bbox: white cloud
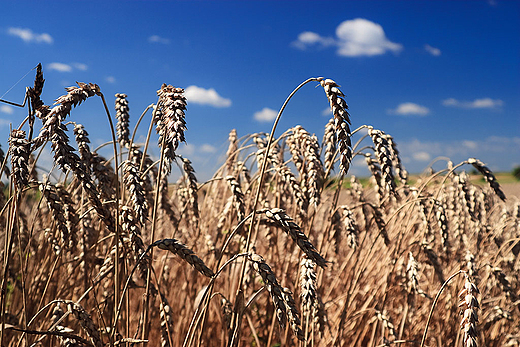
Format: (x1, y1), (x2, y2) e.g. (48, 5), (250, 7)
(185, 86), (231, 108)
(424, 44), (441, 56)
(336, 18), (403, 57)
(176, 143), (195, 157)
(462, 140), (478, 150)
(293, 18), (402, 57)
(412, 151), (431, 162)
(253, 107), (278, 122)
(7, 27), (53, 44)
(73, 63), (88, 71)
(176, 143), (217, 157)
(148, 35), (170, 44)
(200, 144), (217, 153)
(291, 31), (336, 50)
(388, 102), (430, 116)
(47, 62), (72, 72)
(47, 62), (89, 73)
(0, 105), (14, 115)
(442, 97), (503, 109)
(105, 76), (116, 84)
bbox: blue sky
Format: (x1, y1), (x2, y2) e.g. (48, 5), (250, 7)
(1, 0), (519, 180)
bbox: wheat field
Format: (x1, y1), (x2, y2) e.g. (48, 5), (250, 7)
(0, 64), (518, 347)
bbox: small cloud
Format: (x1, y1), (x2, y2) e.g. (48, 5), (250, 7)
(200, 144), (217, 153)
(321, 107), (332, 116)
(442, 97), (503, 109)
(148, 35), (170, 44)
(388, 102), (430, 116)
(72, 63), (88, 71)
(185, 86), (231, 108)
(336, 18), (403, 57)
(424, 44), (441, 56)
(413, 151), (431, 162)
(105, 76), (116, 84)
(47, 62), (73, 72)
(463, 140), (478, 150)
(177, 143), (196, 156)
(254, 107), (278, 122)
(293, 18), (402, 57)
(291, 31), (336, 50)
(47, 62), (89, 73)
(0, 105), (14, 115)
(7, 27), (53, 44)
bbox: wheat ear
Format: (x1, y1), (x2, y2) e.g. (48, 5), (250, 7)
(248, 253), (287, 329)
(467, 158), (506, 201)
(115, 93), (131, 147)
(320, 78), (352, 174)
(152, 239), (214, 277)
(458, 275), (480, 347)
(9, 129), (30, 189)
(265, 208), (327, 268)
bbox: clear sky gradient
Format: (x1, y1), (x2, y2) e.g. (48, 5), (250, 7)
(1, 0), (519, 180)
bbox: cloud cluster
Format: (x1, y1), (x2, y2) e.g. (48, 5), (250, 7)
(292, 18), (402, 57)
(185, 86), (231, 108)
(388, 102), (430, 116)
(442, 97), (503, 109)
(8, 27), (53, 44)
(47, 62), (88, 73)
(253, 107), (278, 122)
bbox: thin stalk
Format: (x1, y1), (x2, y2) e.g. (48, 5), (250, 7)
(98, 92), (121, 346)
(129, 104), (154, 157)
(142, 123), (167, 341)
(0, 185), (19, 346)
(419, 270), (464, 347)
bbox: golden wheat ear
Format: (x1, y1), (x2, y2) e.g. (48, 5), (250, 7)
(153, 238), (214, 278)
(467, 158), (506, 201)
